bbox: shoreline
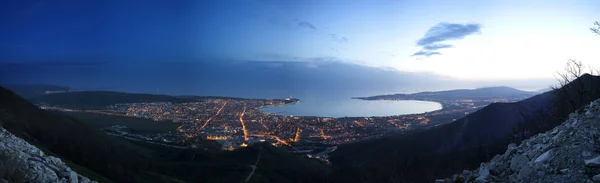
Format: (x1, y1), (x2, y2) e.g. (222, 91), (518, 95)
(259, 98), (443, 118)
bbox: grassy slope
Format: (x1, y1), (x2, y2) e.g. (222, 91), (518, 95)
(30, 91), (196, 110)
(1, 87), (331, 183)
(330, 75), (600, 183)
(59, 112), (178, 133)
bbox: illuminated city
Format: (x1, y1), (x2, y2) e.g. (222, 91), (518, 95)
(39, 94), (527, 157)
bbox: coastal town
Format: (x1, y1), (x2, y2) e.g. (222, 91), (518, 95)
(39, 92), (529, 156)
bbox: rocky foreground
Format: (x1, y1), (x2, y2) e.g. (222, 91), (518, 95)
(440, 99), (600, 183)
(0, 125), (96, 183)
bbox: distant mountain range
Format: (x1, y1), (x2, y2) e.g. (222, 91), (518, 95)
(0, 86), (331, 183)
(29, 91), (197, 110)
(1, 70), (596, 182)
(0, 61), (554, 98)
(355, 86), (538, 101)
(330, 74), (600, 183)
(2, 84), (74, 99)
(19, 85), (534, 111)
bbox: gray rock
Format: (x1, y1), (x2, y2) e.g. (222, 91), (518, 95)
(569, 113), (577, 119)
(537, 170), (545, 177)
(439, 99), (600, 183)
(79, 175), (92, 183)
(489, 161), (506, 176)
(585, 156), (600, 167)
(0, 127), (97, 183)
(69, 171), (78, 183)
(533, 144), (546, 151)
(560, 168), (569, 174)
(57, 168), (71, 178)
(505, 143), (517, 155)
(593, 174), (600, 182)
(476, 166), (490, 181)
(552, 133), (562, 141)
(534, 150), (552, 164)
(532, 137), (542, 145)
(510, 155), (529, 171)
(518, 164), (534, 180)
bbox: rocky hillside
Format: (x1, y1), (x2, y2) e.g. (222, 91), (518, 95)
(0, 126), (96, 183)
(441, 98), (600, 183)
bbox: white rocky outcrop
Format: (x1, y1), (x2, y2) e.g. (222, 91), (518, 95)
(0, 127), (97, 183)
(439, 98), (600, 183)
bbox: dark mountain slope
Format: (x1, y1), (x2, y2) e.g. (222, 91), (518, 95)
(330, 74), (600, 183)
(1, 84), (73, 99)
(30, 91), (196, 109)
(0, 87), (330, 183)
(357, 86), (537, 101)
(0, 87), (158, 182)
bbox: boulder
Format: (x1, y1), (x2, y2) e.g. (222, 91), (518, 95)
(0, 127), (96, 183)
(594, 174), (600, 182)
(517, 164), (533, 180)
(476, 165), (490, 181)
(69, 171), (78, 183)
(585, 156), (600, 167)
(443, 99), (600, 183)
(534, 150), (553, 164)
(583, 151), (592, 157)
(505, 143), (517, 156)
(510, 155), (529, 171)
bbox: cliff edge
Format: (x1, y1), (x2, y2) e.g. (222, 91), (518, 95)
(0, 125), (96, 183)
(440, 98), (600, 183)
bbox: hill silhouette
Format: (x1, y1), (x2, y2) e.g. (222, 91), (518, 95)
(330, 74), (600, 183)
(30, 91), (197, 109)
(0, 86), (156, 182)
(1, 84), (73, 99)
(356, 86), (537, 101)
(1, 75), (598, 183)
(0, 87), (330, 183)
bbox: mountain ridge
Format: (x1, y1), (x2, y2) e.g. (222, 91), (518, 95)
(441, 98), (600, 182)
(0, 61), (553, 98)
(330, 74), (600, 183)
(0, 126), (97, 183)
(29, 91), (197, 110)
(0, 86), (331, 183)
(354, 86), (537, 101)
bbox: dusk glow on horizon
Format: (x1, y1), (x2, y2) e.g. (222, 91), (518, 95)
(1, 0), (599, 80)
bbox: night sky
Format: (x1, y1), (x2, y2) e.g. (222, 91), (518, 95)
(1, 0), (599, 80)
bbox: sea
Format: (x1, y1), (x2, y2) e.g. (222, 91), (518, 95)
(258, 91), (442, 118)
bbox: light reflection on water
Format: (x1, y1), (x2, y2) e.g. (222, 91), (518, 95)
(260, 96), (442, 118)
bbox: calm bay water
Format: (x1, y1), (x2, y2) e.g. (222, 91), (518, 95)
(3, 62), (443, 117)
(260, 94), (442, 118)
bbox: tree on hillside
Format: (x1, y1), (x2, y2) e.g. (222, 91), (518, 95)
(592, 21), (600, 35)
(550, 22), (600, 114)
(551, 59), (587, 112)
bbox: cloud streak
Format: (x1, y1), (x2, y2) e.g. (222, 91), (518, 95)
(411, 51), (441, 57)
(417, 23), (481, 46)
(293, 20), (349, 44)
(261, 15), (348, 45)
(298, 21), (317, 30)
(328, 34), (348, 44)
(422, 44), (453, 51)
(412, 22), (480, 57)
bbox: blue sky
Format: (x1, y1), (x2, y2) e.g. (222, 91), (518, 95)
(1, 0), (599, 80)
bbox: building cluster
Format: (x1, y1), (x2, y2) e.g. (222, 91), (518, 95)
(103, 97), (438, 151)
(42, 95), (525, 158)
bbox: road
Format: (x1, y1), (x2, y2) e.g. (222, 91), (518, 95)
(197, 102), (228, 131)
(243, 150), (262, 182)
(240, 103), (249, 141)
